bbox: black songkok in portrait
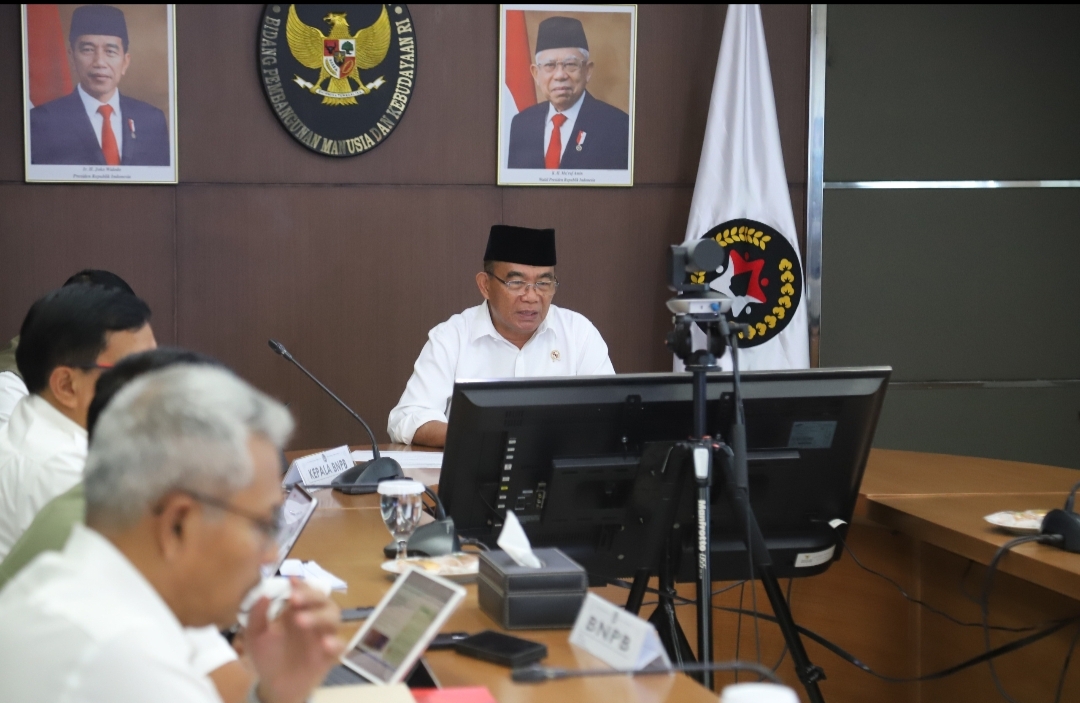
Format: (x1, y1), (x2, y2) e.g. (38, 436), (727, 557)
(69, 5), (129, 51)
(535, 16), (589, 53)
(484, 225), (557, 267)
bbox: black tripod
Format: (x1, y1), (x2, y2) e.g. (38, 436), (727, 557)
(627, 301), (827, 701)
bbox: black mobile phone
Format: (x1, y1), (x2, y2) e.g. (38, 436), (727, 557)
(454, 630), (547, 668)
(340, 607), (374, 622)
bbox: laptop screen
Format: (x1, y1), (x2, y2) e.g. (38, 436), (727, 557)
(263, 484), (317, 578)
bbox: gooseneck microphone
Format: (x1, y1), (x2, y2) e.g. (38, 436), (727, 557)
(512, 660), (783, 684)
(268, 339), (403, 494)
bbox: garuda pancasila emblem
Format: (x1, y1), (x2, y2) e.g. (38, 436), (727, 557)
(286, 4), (391, 106)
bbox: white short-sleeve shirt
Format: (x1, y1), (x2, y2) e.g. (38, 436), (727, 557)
(0, 394), (87, 559)
(0, 371), (28, 430)
(387, 302), (615, 444)
(0, 524), (232, 702)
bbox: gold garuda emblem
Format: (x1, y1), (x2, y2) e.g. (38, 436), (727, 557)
(286, 4), (391, 106)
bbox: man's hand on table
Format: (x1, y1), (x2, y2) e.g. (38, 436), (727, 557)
(412, 420), (448, 448)
(245, 578), (344, 703)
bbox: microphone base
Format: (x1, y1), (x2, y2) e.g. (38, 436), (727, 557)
(331, 457), (404, 494)
(383, 518), (462, 559)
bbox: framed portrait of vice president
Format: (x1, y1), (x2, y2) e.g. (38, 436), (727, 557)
(498, 4), (637, 187)
(21, 4), (178, 184)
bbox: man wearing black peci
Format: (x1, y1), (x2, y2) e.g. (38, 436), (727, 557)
(508, 16), (630, 170)
(29, 5), (170, 166)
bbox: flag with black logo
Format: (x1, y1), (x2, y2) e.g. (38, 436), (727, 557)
(682, 4), (809, 370)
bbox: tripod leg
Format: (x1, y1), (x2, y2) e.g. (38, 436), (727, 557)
(719, 449), (827, 702)
(647, 544), (697, 673)
(759, 566), (827, 703)
(647, 595), (696, 670)
(625, 567), (650, 615)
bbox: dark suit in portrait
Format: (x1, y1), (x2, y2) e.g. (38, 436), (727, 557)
(508, 91), (630, 170)
(29, 91), (170, 166)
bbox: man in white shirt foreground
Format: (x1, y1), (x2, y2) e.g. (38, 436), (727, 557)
(0, 349), (253, 702)
(0, 268), (136, 429)
(388, 224), (614, 447)
(0, 284), (156, 559)
(0, 364), (343, 703)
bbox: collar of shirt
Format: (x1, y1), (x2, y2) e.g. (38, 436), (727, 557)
(544, 91), (586, 158)
(24, 393), (87, 447)
(469, 301), (556, 348)
(77, 84), (123, 155)
(70, 524), (189, 637)
(546, 91), (585, 124)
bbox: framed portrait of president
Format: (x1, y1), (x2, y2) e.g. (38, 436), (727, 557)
(21, 4), (178, 184)
(498, 4), (637, 187)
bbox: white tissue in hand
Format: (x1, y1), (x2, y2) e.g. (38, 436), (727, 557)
(497, 511), (542, 568)
(237, 576), (291, 627)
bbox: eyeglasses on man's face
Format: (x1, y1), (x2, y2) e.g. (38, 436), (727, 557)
(538, 60), (584, 75)
(182, 489), (284, 545)
(487, 272), (559, 296)
(74, 362), (115, 372)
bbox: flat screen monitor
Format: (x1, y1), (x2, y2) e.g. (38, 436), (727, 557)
(439, 367), (890, 583)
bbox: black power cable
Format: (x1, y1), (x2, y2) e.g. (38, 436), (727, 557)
(1054, 622), (1080, 703)
(734, 582), (744, 682)
(839, 532), (1050, 633)
(981, 533), (1063, 702)
(605, 534), (1079, 693)
(712, 603), (1078, 683)
(770, 579), (794, 674)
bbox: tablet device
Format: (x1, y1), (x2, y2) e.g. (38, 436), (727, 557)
(263, 484), (318, 578)
(339, 567), (466, 685)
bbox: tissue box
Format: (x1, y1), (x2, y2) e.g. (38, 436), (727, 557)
(477, 548), (588, 630)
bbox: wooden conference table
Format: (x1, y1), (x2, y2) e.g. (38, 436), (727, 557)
(288, 447), (1080, 703)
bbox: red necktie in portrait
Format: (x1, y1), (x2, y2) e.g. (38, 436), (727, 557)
(545, 113), (567, 170)
(97, 105), (120, 166)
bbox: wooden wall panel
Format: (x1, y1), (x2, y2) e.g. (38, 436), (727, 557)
(0, 184), (176, 346)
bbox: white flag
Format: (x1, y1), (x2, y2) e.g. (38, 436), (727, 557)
(682, 4), (809, 371)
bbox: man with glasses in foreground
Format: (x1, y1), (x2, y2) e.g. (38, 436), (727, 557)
(388, 224), (614, 447)
(0, 284), (156, 559)
(0, 365), (343, 702)
(507, 16), (630, 170)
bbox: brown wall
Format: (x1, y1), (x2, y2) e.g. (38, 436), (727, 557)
(0, 4), (810, 449)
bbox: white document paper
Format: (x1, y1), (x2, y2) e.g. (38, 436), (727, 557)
(350, 450), (443, 469)
(283, 445), (353, 487)
(569, 592), (671, 671)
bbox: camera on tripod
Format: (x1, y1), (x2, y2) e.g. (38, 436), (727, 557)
(666, 239), (732, 366)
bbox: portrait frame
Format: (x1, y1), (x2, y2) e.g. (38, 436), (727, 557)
(498, 4), (637, 187)
(21, 4), (178, 184)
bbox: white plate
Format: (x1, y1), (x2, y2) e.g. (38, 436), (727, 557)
(984, 510), (1049, 535)
(380, 553), (479, 583)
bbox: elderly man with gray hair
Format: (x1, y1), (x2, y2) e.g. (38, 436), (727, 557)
(0, 365), (344, 703)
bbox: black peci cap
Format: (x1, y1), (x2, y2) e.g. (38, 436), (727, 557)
(69, 5), (129, 51)
(535, 16), (589, 54)
(484, 225), (557, 267)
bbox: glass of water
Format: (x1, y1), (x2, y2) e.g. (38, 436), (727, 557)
(378, 480), (425, 562)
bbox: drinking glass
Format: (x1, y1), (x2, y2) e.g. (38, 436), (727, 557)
(378, 480), (425, 562)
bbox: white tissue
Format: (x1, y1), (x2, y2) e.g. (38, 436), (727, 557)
(237, 576), (291, 627)
(497, 511), (542, 568)
(279, 559), (345, 592)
